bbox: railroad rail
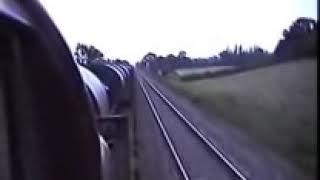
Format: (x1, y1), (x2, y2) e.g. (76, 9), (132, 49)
(138, 72), (247, 180)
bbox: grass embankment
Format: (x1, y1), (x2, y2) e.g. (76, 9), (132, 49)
(164, 59), (317, 178)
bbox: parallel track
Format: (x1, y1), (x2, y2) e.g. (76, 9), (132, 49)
(138, 73), (247, 180)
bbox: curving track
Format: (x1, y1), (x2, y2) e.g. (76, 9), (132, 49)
(137, 72), (247, 180)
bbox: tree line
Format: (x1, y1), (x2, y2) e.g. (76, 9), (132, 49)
(274, 17), (317, 58)
(137, 17), (317, 75)
(74, 43), (130, 66)
(73, 17), (317, 74)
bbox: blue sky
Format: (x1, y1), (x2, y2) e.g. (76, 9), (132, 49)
(39, 0), (317, 63)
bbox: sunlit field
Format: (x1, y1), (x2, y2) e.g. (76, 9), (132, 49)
(165, 59), (317, 178)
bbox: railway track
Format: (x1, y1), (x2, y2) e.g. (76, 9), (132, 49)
(138, 73), (247, 180)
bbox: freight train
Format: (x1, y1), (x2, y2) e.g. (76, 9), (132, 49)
(0, 1), (133, 180)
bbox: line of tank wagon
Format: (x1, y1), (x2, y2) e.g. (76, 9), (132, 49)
(1, 1), (135, 180)
(77, 61), (134, 179)
(78, 61), (134, 117)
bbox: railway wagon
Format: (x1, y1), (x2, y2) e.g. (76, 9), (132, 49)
(86, 62), (131, 110)
(77, 64), (110, 119)
(0, 1), (112, 180)
(111, 63), (133, 105)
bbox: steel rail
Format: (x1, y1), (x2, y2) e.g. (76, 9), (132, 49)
(142, 75), (247, 180)
(138, 78), (190, 180)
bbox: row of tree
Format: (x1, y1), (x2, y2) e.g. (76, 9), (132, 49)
(274, 17), (317, 58)
(73, 16), (317, 75)
(74, 43), (104, 65)
(137, 17), (317, 75)
(137, 44), (272, 75)
(74, 43), (130, 65)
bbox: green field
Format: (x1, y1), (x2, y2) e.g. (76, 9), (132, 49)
(164, 59), (317, 178)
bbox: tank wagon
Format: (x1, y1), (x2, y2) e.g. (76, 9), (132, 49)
(77, 65), (110, 119)
(86, 61), (134, 111)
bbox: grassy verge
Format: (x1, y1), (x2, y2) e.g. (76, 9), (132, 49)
(164, 59), (317, 179)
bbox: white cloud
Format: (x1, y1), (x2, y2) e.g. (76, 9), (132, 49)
(39, 0), (317, 63)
